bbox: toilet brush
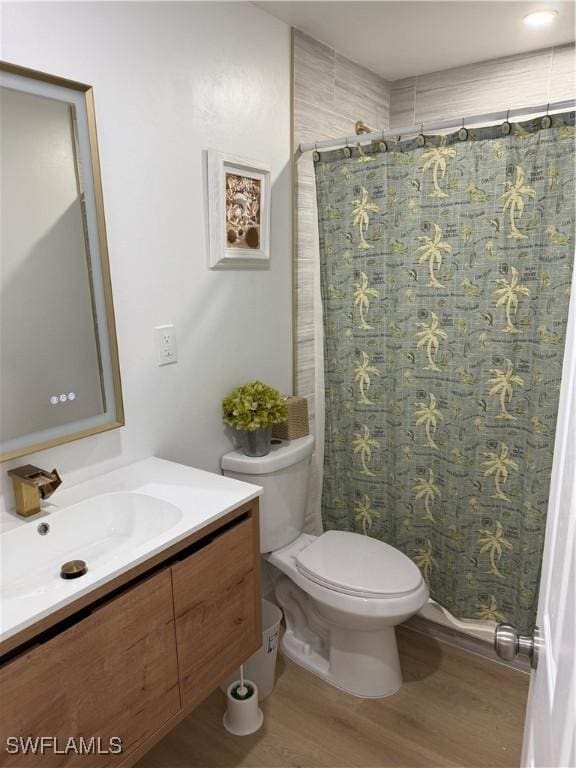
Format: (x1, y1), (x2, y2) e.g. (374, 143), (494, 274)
(223, 664), (263, 736)
(237, 665), (248, 698)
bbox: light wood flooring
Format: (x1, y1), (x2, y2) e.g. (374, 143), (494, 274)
(137, 626), (529, 768)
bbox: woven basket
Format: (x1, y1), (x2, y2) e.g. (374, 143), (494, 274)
(272, 396), (309, 441)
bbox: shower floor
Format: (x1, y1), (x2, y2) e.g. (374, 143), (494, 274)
(136, 625), (529, 768)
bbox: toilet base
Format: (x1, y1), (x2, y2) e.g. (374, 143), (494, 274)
(275, 576), (403, 698)
(280, 627), (402, 699)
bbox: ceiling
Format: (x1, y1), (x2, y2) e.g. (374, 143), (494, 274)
(255, 1), (575, 80)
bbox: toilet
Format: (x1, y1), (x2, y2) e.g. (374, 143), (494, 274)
(221, 434), (429, 698)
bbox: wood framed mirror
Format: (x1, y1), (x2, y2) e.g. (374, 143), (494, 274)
(0, 62), (124, 461)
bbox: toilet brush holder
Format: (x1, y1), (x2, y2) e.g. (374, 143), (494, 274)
(223, 679), (263, 736)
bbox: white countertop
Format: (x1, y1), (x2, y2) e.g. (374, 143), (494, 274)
(0, 457), (262, 644)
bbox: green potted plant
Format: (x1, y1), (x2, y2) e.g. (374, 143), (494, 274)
(223, 381), (288, 457)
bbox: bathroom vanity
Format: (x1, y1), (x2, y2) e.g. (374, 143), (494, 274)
(0, 458), (263, 767)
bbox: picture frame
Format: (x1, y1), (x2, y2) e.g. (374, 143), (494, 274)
(206, 150), (271, 269)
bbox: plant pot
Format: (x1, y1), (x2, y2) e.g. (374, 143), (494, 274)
(241, 427), (272, 457)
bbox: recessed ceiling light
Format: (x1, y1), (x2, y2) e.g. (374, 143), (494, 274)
(523, 9), (558, 27)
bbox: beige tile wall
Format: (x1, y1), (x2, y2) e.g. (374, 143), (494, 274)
(292, 30), (391, 531)
(390, 44), (575, 128)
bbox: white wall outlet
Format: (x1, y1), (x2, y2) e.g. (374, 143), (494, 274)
(154, 324), (177, 366)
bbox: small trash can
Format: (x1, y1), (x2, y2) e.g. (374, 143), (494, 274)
(221, 599), (283, 700)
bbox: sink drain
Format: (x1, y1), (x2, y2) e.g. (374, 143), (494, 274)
(60, 560), (88, 580)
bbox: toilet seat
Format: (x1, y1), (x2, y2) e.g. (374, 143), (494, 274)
(268, 531), (429, 628)
(296, 530), (423, 599)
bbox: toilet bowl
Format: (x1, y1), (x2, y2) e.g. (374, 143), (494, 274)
(221, 435), (429, 698)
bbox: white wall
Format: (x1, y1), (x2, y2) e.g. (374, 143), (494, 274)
(0, 2), (292, 512)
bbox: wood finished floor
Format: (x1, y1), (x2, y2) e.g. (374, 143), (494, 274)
(137, 626), (529, 768)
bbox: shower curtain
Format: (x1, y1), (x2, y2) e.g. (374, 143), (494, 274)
(314, 111), (575, 633)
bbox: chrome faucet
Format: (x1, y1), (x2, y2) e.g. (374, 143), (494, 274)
(8, 464), (62, 517)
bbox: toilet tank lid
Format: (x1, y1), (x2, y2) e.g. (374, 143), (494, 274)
(221, 434), (314, 474)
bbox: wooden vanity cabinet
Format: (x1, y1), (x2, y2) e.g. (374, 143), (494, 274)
(173, 516), (261, 710)
(0, 504), (261, 768)
(0, 570), (180, 767)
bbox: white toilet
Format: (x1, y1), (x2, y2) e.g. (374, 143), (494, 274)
(221, 434), (428, 698)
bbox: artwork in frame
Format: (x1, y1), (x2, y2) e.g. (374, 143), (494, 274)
(207, 150), (271, 269)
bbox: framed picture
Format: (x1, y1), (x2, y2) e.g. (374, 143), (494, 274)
(207, 150), (271, 269)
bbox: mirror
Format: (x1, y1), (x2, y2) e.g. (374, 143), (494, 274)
(0, 63), (123, 461)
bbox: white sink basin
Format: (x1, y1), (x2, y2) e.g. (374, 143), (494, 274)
(1, 492), (183, 600)
(0, 457), (262, 644)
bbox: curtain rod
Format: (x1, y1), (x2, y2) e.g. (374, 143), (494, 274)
(296, 98), (576, 158)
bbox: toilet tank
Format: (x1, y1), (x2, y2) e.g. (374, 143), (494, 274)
(221, 435), (314, 554)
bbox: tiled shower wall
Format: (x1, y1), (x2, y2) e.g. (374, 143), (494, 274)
(390, 44), (575, 128)
(292, 30), (391, 531)
(293, 33), (574, 533)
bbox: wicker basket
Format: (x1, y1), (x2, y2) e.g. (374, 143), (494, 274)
(272, 396), (309, 441)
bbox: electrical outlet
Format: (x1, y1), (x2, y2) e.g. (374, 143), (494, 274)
(154, 324), (177, 366)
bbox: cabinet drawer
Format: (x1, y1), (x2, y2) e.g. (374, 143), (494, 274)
(0, 570), (180, 767)
(172, 516), (261, 710)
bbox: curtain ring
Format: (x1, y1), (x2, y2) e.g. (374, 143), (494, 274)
(541, 103), (552, 129)
(312, 142), (320, 162)
(374, 130), (388, 153)
(501, 109), (512, 135)
(416, 123), (426, 147)
(343, 136), (352, 158)
(458, 116), (469, 141)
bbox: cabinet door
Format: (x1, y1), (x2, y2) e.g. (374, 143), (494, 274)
(0, 570), (180, 767)
(172, 516), (261, 710)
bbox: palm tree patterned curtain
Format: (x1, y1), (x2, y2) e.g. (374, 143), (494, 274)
(314, 112), (575, 633)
